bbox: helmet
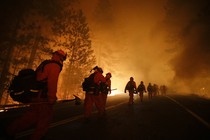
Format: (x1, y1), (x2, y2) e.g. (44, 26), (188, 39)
(106, 72), (112, 77)
(53, 50), (67, 61)
(98, 67), (103, 73)
(93, 66), (99, 70)
(130, 77), (134, 81)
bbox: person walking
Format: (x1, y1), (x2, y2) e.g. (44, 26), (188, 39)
(6, 50), (67, 140)
(137, 81), (146, 102)
(160, 85), (167, 95)
(83, 66), (106, 122)
(147, 83), (153, 99)
(153, 84), (159, 96)
(124, 77), (137, 105)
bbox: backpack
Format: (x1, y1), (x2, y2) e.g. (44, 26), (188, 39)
(82, 73), (99, 95)
(147, 85), (153, 93)
(125, 81), (137, 93)
(126, 81), (135, 90)
(8, 60), (62, 103)
(137, 84), (145, 92)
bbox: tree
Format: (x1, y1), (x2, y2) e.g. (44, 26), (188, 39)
(0, 0), (96, 103)
(0, 0), (67, 103)
(0, 0), (34, 103)
(52, 8), (95, 99)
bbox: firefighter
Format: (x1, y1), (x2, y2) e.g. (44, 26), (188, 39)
(101, 72), (112, 113)
(153, 84), (159, 96)
(6, 50), (67, 140)
(84, 66), (106, 122)
(124, 77), (137, 105)
(160, 85), (167, 95)
(147, 83), (153, 99)
(137, 81), (146, 102)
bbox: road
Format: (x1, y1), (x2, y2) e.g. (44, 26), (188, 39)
(1, 93), (210, 140)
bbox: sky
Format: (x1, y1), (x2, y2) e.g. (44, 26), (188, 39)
(79, 0), (210, 96)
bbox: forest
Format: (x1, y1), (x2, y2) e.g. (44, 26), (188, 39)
(0, 0), (97, 104)
(1, 0), (210, 104)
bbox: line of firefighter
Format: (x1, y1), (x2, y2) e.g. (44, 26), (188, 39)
(124, 77), (167, 104)
(83, 66), (112, 122)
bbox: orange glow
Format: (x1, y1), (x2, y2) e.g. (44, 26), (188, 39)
(108, 89), (123, 96)
(79, 0), (210, 98)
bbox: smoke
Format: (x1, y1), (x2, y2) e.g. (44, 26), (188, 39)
(80, 0), (210, 97)
(162, 0), (210, 95)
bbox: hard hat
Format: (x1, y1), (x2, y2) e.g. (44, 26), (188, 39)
(106, 72), (112, 77)
(53, 50), (67, 61)
(98, 67), (103, 73)
(93, 66), (99, 70)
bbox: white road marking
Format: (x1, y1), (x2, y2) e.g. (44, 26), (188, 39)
(16, 100), (128, 138)
(18, 95), (210, 138)
(165, 95), (210, 129)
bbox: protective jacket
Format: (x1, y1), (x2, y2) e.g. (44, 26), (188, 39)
(36, 59), (62, 103)
(7, 53), (64, 140)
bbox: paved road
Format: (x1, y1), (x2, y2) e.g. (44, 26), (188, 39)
(1, 93), (210, 140)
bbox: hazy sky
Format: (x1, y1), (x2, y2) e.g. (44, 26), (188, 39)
(79, 0), (210, 95)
